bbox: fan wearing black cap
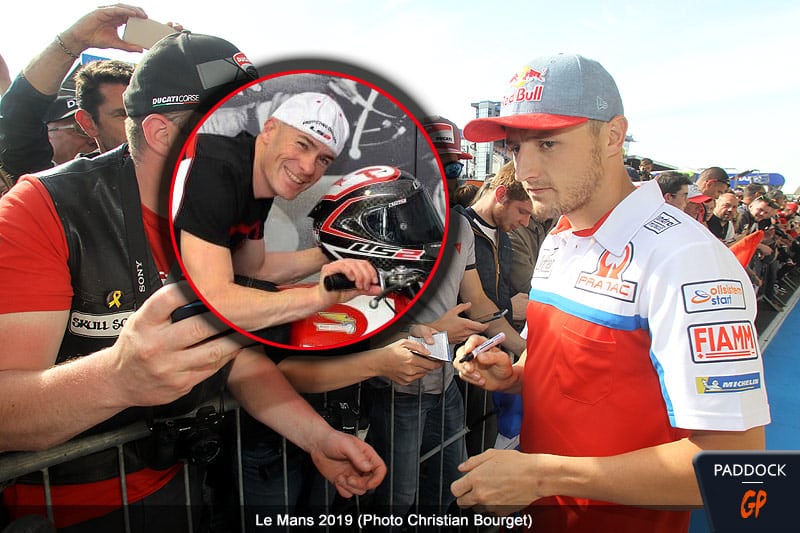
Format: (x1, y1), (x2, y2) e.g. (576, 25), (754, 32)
(44, 94), (97, 165)
(451, 54), (768, 533)
(0, 4), (144, 182)
(0, 23), (384, 533)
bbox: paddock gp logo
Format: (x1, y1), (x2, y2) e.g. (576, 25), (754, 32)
(683, 280), (746, 313)
(532, 247), (557, 279)
(694, 452), (799, 531)
(574, 243), (638, 302)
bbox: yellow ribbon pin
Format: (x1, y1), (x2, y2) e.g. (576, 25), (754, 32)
(107, 290), (122, 308)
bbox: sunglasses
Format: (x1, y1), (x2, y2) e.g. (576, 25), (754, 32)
(755, 195), (780, 209)
(47, 123), (90, 138)
(443, 161), (463, 180)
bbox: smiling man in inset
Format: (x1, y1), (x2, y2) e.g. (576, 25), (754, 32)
(174, 92), (381, 338)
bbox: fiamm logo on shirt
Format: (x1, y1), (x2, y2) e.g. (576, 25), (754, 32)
(689, 321), (759, 363)
(683, 280), (746, 313)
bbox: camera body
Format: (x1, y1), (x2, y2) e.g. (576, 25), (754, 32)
(318, 399), (359, 435)
(150, 405), (224, 466)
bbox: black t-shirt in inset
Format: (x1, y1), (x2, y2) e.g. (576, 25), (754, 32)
(174, 131), (273, 251)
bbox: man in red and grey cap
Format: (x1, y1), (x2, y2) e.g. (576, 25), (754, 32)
(684, 182), (713, 223)
(451, 53), (769, 533)
(0, 16), (384, 531)
(422, 115), (473, 203)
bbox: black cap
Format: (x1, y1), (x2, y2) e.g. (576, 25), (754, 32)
(123, 31), (258, 118)
(44, 94), (78, 123)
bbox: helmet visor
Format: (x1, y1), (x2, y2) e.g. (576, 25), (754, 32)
(361, 188), (443, 246)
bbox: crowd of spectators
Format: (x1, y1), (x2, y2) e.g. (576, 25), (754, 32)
(0, 7), (791, 533)
(653, 168), (798, 312)
(0, 7), (528, 530)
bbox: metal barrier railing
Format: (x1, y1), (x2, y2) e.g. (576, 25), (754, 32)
(0, 405), (212, 533)
(4, 274), (795, 532)
(0, 378), (474, 533)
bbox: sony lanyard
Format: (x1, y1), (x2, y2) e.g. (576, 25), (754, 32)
(119, 155), (160, 309)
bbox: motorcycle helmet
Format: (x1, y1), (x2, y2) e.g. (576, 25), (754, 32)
(309, 165), (444, 273)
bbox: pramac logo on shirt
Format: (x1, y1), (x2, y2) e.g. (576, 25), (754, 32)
(575, 243), (638, 302)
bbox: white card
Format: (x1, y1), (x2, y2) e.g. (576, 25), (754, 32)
(408, 331), (450, 362)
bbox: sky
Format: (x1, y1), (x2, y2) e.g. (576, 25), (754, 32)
(2, 0), (799, 191)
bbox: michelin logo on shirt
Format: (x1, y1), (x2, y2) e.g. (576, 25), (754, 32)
(683, 280), (746, 313)
(695, 372), (762, 394)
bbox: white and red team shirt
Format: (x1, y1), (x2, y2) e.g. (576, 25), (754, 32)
(520, 180), (770, 533)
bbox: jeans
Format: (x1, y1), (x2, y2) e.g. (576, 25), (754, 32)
(367, 379), (466, 516)
(239, 439), (334, 533)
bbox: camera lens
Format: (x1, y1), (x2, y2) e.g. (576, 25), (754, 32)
(188, 433), (222, 464)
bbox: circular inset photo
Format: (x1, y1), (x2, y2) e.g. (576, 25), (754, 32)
(170, 68), (447, 349)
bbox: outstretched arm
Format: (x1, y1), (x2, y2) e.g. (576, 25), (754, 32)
(459, 269), (527, 355)
(228, 349), (386, 497)
(279, 337), (443, 392)
(0, 5), (148, 179)
(452, 426), (765, 515)
(180, 230), (380, 331)
(0, 283), (243, 452)
(24, 4), (147, 95)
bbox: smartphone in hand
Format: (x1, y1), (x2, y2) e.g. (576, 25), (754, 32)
(474, 309), (508, 324)
(123, 17), (176, 49)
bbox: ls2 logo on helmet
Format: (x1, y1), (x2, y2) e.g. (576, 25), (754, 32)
(347, 242), (424, 260)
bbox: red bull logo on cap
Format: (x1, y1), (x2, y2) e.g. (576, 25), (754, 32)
(509, 66), (548, 88)
(504, 65), (549, 106)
